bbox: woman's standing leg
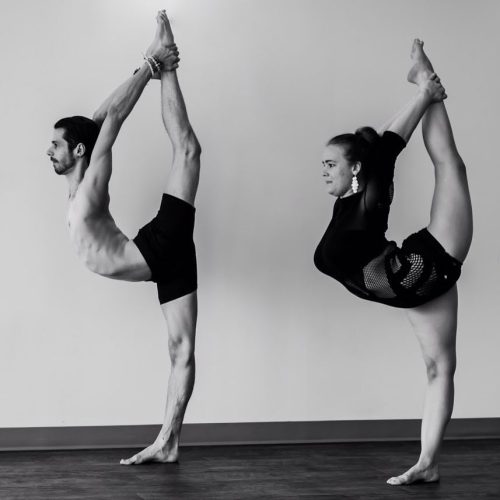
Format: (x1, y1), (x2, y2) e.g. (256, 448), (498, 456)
(388, 286), (457, 485)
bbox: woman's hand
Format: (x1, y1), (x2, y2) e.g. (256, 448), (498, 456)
(420, 73), (447, 103)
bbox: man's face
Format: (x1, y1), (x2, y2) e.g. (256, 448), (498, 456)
(46, 128), (76, 175)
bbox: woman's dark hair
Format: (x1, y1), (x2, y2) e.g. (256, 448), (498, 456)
(54, 116), (100, 163)
(327, 126), (380, 166)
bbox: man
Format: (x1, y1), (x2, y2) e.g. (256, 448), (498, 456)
(47, 10), (201, 465)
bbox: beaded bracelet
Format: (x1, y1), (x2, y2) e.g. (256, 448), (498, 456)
(148, 56), (161, 73)
(133, 55), (163, 78)
(141, 53), (162, 77)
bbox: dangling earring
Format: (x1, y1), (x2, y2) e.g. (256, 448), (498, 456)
(351, 174), (359, 193)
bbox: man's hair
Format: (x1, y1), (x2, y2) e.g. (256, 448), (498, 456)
(54, 116), (100, 163)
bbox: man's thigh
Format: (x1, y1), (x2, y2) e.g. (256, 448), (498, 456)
(164, 155), (200, 207)
(161, 291), (197, 347)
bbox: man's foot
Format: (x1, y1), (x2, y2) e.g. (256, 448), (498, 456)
(157, 10), (175, 46)
(387, 463), (440, 485)
(407, 39), (434, 85)
(120, 440), (179, 465)
(145, 10), (178, 77)
(146, 10), (175, 56)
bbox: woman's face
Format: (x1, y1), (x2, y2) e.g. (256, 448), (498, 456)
(321, 144), (357, 197)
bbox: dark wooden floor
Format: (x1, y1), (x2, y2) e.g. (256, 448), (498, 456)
(0, 440), (499, 499)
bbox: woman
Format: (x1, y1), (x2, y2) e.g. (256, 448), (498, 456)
(314, 40), (473, 485)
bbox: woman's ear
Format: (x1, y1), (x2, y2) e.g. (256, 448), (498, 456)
(352, 161), (362, 176)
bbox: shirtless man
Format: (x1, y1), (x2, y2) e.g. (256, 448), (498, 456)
(47, 10), (201, 465)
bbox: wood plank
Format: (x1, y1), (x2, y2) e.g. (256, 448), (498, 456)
(0, 440), (499, 499)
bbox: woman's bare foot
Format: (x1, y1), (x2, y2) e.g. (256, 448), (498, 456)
(120, 439), (179, 465)
(407, 39), (434, 85)
(387, 462), (440, 485)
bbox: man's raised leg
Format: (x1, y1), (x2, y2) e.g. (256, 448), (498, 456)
(157, 10), (201, 205)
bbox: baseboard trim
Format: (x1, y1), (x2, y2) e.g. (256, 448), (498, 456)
(1, 418), (499, 451)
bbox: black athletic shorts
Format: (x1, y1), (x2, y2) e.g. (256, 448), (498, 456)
(342, 228), (462, 308)
(133, 194), (197, 304)
(391, 228), (462, 302)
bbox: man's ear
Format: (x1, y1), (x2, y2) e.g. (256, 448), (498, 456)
(76, 143), (86, 157)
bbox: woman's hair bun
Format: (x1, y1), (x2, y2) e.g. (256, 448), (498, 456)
(354, 126), (380, 146)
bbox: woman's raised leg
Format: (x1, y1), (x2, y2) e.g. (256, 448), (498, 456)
(410, 40), (473, 261)
(422, 101), (473, 261)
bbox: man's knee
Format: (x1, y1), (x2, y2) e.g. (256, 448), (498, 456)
(174, 129), (201, 159)
(168, 336), (195, 367)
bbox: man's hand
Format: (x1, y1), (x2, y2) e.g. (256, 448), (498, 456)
(155, 43), (180, 72)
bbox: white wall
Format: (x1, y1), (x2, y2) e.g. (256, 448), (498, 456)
(0, 0), (498, 427)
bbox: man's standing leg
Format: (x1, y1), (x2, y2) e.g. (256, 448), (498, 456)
(121, 10), (201, 465)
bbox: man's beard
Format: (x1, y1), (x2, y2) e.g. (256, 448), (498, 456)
(53, 160), (72, 176)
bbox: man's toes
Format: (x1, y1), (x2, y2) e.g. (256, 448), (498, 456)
(387, 474), (407, 486)
(120, 455), (137, 465)
(161, 12), (171, 25)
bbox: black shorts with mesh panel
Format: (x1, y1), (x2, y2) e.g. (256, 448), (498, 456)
(341, 229), (462, 308)
(134, 194), (197, 304)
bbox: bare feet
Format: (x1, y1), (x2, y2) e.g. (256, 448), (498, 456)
(387, 463), (440, 485)
(407, 39), (434, 85)
(145, 10), (179, 77)
(120, 440), (179, 465)
(157, 10), (175, 46)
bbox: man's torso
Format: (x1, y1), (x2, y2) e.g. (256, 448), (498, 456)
(67, 185), (151, 281)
